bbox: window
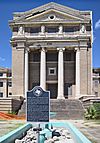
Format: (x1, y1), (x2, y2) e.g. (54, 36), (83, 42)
(0, 73), (3, 76)
(94, 80), (99, 87)
(8, 73), (12, 77)
(8, 82), (12, 87)
(64, 26), (74, 32)
(30, 27), (40, 33)
(95, 92), (98, 97)
(13, 27), (18, 32)
(9, 92), (12, 95)
(49, 15), (56, 20)
(46, 27), (58, 33)
(0, 92), (3, 97)
(48, 68), (56, 75)
(0, 82), (3, 87)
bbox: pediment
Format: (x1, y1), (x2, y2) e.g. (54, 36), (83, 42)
(12, 2), (90, 23)
(23, 9), (84, 22)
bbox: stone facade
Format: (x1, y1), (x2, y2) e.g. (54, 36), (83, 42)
(93, 68), (100, 97)
(0, 67), (12, 98)
(9, 2), (93, 99)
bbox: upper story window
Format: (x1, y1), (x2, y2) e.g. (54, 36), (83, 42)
(30, 27), (41, 33)
(94, 80), (99, 87)
(0, 92), (3, 97)
(13, 27), (18, 32)
(46, 26), (58, 33)
(8, 82), (12, 87)
(86, 26), (91, 31)
(0, 73), (3, 76)
(63, 26), (74, 33)
(8, 72), (12, 77)
(0, 82), (3, 87)
(63, 26), (79, 33)
(9, 92), (12, 95)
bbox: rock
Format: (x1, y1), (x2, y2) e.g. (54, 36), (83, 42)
(53, 136), (59, 141)
(15, 139), (23, 143)
(44, 138), (54, 143)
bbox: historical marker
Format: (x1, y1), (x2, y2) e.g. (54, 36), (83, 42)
(27, 86), (50, 122)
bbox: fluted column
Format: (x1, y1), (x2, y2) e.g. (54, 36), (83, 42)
(25, 48), (29, 98)
(40, 47), (46, 90)
(57, 48), (65, 99)
(75, 48), (80, 98)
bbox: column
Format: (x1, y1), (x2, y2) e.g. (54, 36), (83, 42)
(25, 48), (29, 98)
(57, 48), (65, 99)
(40, 47), (46, 90)
(75, 48), (80, 98)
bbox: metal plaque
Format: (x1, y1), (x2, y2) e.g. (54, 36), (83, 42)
(27, 86), (50, 122)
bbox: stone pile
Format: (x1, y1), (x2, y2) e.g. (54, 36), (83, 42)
(15, 128), (37, 143)
(15, 127), (74, 143)
(44, 127), (74, 143)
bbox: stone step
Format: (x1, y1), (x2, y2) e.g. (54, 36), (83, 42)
(18, 99), (84, 119)
(0, 98), (22, 113)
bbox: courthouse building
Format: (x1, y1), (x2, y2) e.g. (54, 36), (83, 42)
(9, 2), (93, 99)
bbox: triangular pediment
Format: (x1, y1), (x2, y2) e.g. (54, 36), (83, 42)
(22, 9), (83, 22)
(12, 2), (90, 23)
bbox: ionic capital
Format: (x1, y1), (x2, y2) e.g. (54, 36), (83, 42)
(57, 47), (65, 52)
(75, 47), (80, 52)
(25, 48), (30, 53)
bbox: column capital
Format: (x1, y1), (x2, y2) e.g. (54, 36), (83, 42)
(57, 47), (65, 51)
(25, 47), (30, 53)
(75, 47), (80, 51)
(40, 47), (47, 52)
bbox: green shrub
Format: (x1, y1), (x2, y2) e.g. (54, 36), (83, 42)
(8, 110), (17, 115)
(85, 103), (100, 120)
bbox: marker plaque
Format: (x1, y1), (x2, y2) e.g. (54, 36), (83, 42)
(27, 86), (50, 122)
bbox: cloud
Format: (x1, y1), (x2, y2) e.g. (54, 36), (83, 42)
(93, 36), (96, 42)
(0, 57), (5, 62)
(95, 19), (100, 29)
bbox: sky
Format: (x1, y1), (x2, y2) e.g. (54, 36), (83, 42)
(0, 0), (100, 68)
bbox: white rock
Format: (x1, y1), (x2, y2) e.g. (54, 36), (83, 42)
(53, 136), (59, 141)
(15, 139), (23, 143)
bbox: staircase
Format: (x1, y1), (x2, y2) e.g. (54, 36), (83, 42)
(0, 98), (22, 113)
(18, 99), (84, 119)
(50, 99), (84, 119)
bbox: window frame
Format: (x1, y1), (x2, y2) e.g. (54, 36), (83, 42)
(48, 68), (56, 75)
(0, 82), (3, 87)
(0, 73), (3, 76)
(0, 92), (3, 97)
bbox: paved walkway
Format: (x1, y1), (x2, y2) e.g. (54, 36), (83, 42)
(0, 120), (100, 143)
(54, 120), (100, 143)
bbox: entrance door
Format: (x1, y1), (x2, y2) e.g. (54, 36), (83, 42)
(47, 84), (57, 99)
(64, 83), (72, 98)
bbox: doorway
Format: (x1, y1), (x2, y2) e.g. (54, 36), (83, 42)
(47, 83), (57, 99)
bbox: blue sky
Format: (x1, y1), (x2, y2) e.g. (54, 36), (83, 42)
(0, 0), (100, 68)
